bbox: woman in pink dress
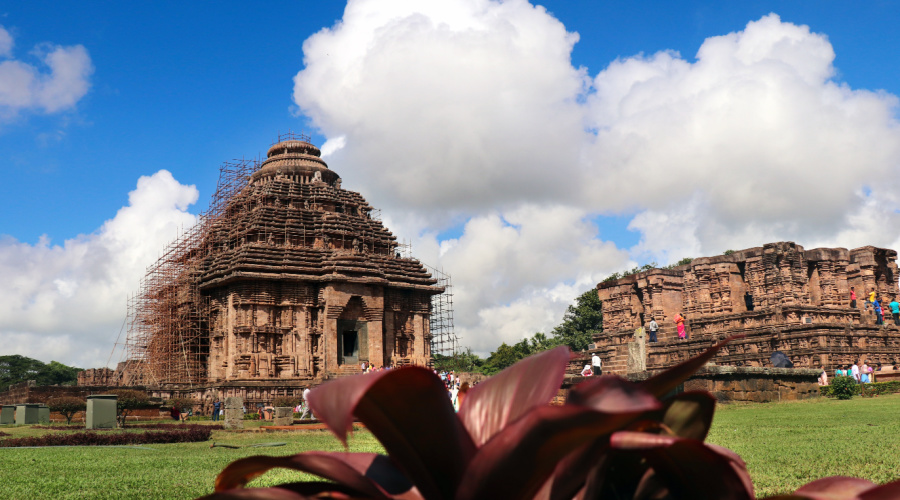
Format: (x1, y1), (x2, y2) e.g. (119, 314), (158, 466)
(674, 313), (687, 340)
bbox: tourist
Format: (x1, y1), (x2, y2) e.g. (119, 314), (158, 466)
(866, 363), (875, 383)
(299, 387), (311, 420)
(212, 399), (221, 421)
(674, 313), (687, 340)
(867, 288), (876, 311)
(890, 297), (900, 326)
(581, 364), (592, 377)
(873, 298), (884, 326)
(449, 383), (459, 412)
(850, 287), (857, 309)
(360, 361), (367, 372)
(851, 362), (861, 383)
(860, 362), (870, 383)
(458, 382), (470, 409)
(818, 368), (828, 386)
(835, 366), (845, 377)
(647, 318), (659, 343)
(591, 352), (602, 376)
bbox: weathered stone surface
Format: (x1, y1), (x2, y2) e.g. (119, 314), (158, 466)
(273, 407), (293, 426)
(592, 242), (900, 376)
(224, 408), (244, 429)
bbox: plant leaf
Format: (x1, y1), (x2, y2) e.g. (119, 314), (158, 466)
(214, 452), (409, 498)
(567, 376), (662, 413)
(457, 404), (648, 500)
(640, 335), (743, 398)
(200, 482), (363, 499)
(459, 345), (571, 447)
(310, 367), (475, 500)
(661, 391), (716, 441)
(860, 479), (900, 500)
(609, 431), (753, 500)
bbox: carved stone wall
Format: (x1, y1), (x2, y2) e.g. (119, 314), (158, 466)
(594, 242), (900, 376)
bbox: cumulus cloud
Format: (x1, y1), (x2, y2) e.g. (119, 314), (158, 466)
(0, 25), (93, 117)
(292, 3), (900, 354)
(588, 14), (900, 259)
(0, 171), (198, 368)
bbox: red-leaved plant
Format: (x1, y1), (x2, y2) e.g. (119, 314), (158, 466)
(201, 339), (900, 499)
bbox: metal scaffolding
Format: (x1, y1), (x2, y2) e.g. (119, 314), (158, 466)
(426, 264), (458, 358)
(123, 155), (256, 388)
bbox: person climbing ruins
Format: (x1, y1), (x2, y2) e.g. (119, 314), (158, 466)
(890, 297), (900, 326)
(866, 288), (876, 311)
(591, 352), (602, 376)
(873, 298), (884, 326)
(674, 313), (687, 340)
(850, 287), (857, 309)
(647, 318), (659, 343)
(581, 364), (592, 377)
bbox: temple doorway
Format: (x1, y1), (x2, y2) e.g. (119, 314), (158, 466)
(341, 330), (359, 364)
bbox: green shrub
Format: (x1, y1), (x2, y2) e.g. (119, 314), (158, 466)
(272, 396), (300, 408)
(821, 379), (900, 398)
(827, 376), (858, 399)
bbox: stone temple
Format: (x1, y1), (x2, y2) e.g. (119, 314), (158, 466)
(594, 242), (900, 375)
(79, 134), (445, 404)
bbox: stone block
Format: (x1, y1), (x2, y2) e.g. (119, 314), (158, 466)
(274, 407), (293, 426)
(223, 408), (244, 430)
(15, 404), (39, 425)
(0, 405), (14, 424)
(38, 405), (50, 424)
(86, 395), (117, 429)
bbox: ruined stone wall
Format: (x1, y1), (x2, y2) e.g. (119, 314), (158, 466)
(593, 242), (900, 375)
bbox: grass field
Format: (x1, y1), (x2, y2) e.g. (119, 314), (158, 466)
(707, 394), (900, 497)
(1, 395), (899, 499)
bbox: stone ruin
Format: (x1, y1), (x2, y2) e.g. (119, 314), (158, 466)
(77, 133), (447, 407)
(594, 242), (900, 376)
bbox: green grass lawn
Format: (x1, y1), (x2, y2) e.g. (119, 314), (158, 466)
(706, 393), (900, 497)
(0, 422), (382, 499)
(2, 395), (899, 499)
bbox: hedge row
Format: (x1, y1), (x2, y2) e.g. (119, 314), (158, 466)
(820, 380), (900, 398)
(34, 423), (224, 431)
(0, 426), (212, 447)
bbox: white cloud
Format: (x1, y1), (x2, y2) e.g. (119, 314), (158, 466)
(0, 171), (198, 368)
(587, 14), (900, 258)
(0, 26), (13, 58)
(0, 25), (93, 117)
(293, 4), (900, 354)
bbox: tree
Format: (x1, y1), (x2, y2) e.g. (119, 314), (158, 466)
(550, 289), (603, 352)
(47, 396), (86, 425)
(0, 355), (82, 391)
(109, 389), (150, 427)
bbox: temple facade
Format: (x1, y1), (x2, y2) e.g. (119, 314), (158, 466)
(198, 138), (439, 384)
(79, 135), (441, 404)
(594, 242), (900, 375)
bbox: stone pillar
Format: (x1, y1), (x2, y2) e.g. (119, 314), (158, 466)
(627, 328), (647, 374)
(223, 396), (244, 429)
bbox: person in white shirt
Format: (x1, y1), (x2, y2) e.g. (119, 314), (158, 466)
(851, 362), (861, 383)
(299, 387), (312, 420)
(647, 318), (659, 343)
(591, 353), (602, 376)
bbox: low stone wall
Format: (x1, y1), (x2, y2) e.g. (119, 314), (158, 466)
(559, 365), (820, 403)
(0, 382), (149, 405)
(631, 365), (821, 403)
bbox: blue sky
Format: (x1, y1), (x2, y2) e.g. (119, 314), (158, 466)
(2, 1), (900, 366)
